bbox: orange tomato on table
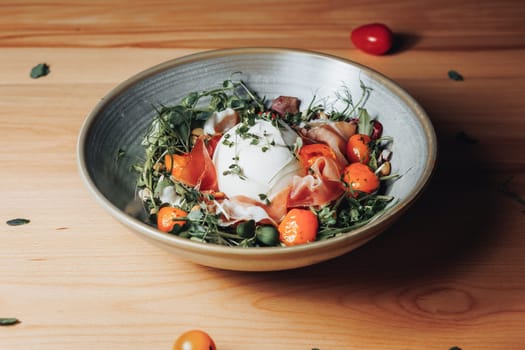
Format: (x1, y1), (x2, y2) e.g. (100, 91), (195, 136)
(173, 330), (216, 350)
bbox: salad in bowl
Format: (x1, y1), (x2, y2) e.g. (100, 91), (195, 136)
(135, 76), (396, 248)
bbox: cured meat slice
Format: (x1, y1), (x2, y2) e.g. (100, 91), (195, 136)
(177, 136), (218, 191)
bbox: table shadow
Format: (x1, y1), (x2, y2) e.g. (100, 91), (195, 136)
(210, 126), (517, 301)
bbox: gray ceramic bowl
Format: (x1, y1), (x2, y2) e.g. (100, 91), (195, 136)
(77, 48), (437, 271)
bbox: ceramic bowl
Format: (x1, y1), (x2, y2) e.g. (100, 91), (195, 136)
(77, 48), (437, 271)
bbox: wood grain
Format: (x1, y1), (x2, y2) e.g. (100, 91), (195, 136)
(1, 1), (525, 349)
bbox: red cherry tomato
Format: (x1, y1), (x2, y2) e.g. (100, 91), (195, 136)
(351, 23), (393, 55)
(173, 330), (217, 350)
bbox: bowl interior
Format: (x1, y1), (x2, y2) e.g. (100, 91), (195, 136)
(78, 48), (436, 270)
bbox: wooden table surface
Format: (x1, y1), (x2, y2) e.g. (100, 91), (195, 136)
(1, 1), (525, 349)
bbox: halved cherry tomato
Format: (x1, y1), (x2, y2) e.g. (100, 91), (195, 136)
(278, 208), (318, 246)
(342, 162), (380, 197)
(157, 206), (188, 233)
(298, 143), (337, 168)
(351, 23), (394, 55)
(346, 134), (371, 164)
(173, 330), (216, 350)
(165, 153), (190, 179)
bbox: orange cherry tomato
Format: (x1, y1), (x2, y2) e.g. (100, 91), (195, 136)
(298, 143), (338, 168)
(173, 330), (216, 350)
(165, 153), (190, 179)
(157, 206), (188, 233)
(278, 208), (318, 246)
(342, 162), (380, 197)
(346, 134), (371, 164)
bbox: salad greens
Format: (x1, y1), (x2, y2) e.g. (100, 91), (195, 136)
(135, 75), (395, 247)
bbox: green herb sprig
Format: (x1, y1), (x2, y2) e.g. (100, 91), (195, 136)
(137, 75), (265, 211)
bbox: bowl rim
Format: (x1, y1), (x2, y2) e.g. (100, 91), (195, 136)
(77, 47), (437, 260)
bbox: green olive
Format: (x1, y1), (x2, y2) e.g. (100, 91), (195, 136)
(236, 220), (256, 238)
(255, 225), (280, 246)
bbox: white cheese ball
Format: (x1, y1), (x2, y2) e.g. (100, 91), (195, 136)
(213, 119), (302, 202)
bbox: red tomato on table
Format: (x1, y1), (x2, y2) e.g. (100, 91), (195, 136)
(351, 23), (394, 55)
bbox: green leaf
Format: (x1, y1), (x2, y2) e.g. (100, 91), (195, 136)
(195, 111), (212, 121)
(223, 79), (235, 88)
(448, 70), (464, 81)
(0, 318), (20, 326)
(180, 92), (200, 107)
(357, 108), (372, 135)
(30, 63), (50, 79)
(6, 218), (30, 226)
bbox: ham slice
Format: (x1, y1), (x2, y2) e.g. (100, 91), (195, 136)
(177, 136), (218, 191)
(288, 156), (344, 208)
(216, 186), (291, 226)
(203, 108), (239, 134)
(300, 120), (357, 165)
(218, 196), (276, 226)
(270, 96), (300, 116)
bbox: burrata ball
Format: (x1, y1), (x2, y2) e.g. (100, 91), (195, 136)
(213, 119), (303, 202)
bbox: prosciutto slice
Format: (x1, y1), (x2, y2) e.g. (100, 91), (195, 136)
(218, 196), (276, 226)
(288, 156), (344, 208)
(203, 108), (239, 134)
(270, 96), (300, 116)
(177, 136), (218, 191)
(216, 186), (291, 226)
(300, 120), (357, 165)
